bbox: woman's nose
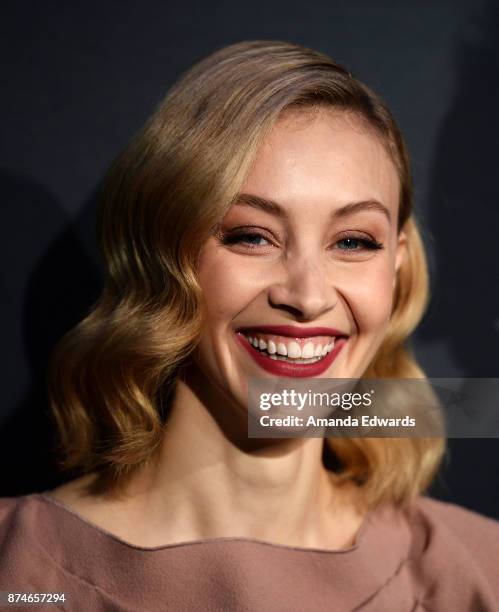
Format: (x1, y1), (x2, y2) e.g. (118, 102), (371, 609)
(267, 256), (337, 321)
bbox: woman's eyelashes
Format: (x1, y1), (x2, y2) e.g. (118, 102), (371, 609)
(218, 227), (384, 256)
(335, 235), (384, 253)
(219, 230), (273, 249)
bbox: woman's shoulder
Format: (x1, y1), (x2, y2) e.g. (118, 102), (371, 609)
(0, 493), (55, 583)
(409, 494), (499, 549)
(0, 493), (58, 554)
(0, 476), (110, 547)
(0, 492), (39, 531)
(401, 495), (499, 610)
(0, 492), (115, 607)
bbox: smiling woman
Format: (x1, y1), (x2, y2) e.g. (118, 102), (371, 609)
(198, 109), (403, 384)
(1, 40), (498, 612)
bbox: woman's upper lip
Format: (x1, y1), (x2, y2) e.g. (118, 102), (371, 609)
(235, 325), (348, 338)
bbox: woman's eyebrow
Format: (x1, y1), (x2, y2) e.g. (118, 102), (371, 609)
(235, 193), (391, 224)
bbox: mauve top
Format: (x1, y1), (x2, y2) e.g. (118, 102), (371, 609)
(0, 493), (498, 611)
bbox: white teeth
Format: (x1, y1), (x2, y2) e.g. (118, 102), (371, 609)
(302, 342), (315, 359)
(287, 341), (301, 358)
(243, 333), (338, 362)
(277, 342), (288, 356)
(326, 339), (335, 352)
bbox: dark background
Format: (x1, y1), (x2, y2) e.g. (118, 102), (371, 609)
(1, 1), (498, 518)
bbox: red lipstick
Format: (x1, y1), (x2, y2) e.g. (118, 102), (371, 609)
(235, 331), (348, 378)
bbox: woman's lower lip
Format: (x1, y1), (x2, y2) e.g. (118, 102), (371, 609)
(235, 332), (347, 377)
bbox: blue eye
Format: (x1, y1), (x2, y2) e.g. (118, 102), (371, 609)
(220, 231), (271, 248)
(337, 237), (382, 251)
(338, 237), (360, 250)
(219, 229), (384, 254)
(239, 233), (269, 246)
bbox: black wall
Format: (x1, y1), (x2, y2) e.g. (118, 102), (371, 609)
(1, 0), (498, 518)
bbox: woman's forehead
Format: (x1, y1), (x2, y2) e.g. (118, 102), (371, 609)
(239, 109), (400, 220)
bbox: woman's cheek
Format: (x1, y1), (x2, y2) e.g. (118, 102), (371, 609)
(197, 249), (263, 324)
(341, 262), (395, 332)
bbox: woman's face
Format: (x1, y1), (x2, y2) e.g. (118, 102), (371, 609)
(193, 109), (406, 410)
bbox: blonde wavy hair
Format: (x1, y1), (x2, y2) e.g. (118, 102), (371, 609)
(47, 40), (445, 508)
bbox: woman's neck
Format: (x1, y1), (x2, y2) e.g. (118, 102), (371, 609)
(46, 375), (367, 551)
(108, 377), (366, 549)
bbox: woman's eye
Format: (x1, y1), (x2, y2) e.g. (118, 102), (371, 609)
(237, 233), (270, 247)
(219, 231), (272, 249)
(336, 237), (383, 252)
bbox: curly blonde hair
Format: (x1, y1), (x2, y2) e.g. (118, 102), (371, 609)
(47, 40), (445, 507)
